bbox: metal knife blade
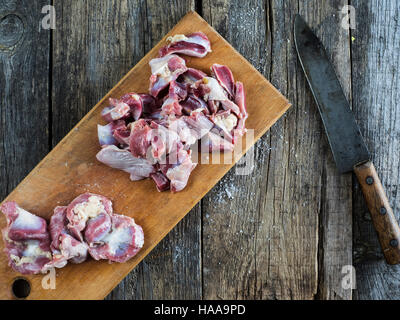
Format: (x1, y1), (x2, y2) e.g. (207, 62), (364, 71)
(294, 15), (370, 174)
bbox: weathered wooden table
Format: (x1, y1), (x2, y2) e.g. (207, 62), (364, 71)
(0, 0), (399, 300)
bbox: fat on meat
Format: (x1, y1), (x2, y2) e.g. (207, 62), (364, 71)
(149, 54), (187, 97)
(88, 214), (144, 263)
(159, 32), (212, 58)
(1, 202), (52, 274)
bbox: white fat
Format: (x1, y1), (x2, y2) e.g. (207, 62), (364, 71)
(214, 114), (238, 132)
(13, 208), (43, 230)
(202, 77), (227, 101)
(167, 34), (188, 43)
(134, 225), (144, 248)
(149, 56), (173, 78)
(73, 196), (105, 221)
(12, 240), (52, 266)
(103, 227), (132, 254)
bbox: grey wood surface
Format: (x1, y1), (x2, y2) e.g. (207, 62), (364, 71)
(0, 0), (399, 300)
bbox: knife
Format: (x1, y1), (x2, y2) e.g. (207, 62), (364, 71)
(294, 15), (400, 265)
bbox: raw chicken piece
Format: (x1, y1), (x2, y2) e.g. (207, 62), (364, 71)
(196, 77), (242, 116)
(149, 54), (187, 97)
(1, 202), (52, 274)
(233, 81), (248, 139)
(150, 172), (170, 192)
(179, 68), (207, 85)
(88, 214), (144, 263)
(97, 120), (126, 146)
(1, 201), (48, 241)
(201, 131), (234, 152)
(96, 145), (155, 181)
(47, 206), (88, 267)
(129, 119), (152, 158)
(211, 64), (235, 98)
(149, 122), (183, 161)
(101, 98), (130, 122)
(120, 93), (143, 120)
(164, 149), (197, 192)
(181, 94), (209, 115)
(3, 237), (52, 274)
(159, 32), (211, 58)
(84, 212), (112, 245)
(66, 193), (113, 238)
(140, 93), (160, 115)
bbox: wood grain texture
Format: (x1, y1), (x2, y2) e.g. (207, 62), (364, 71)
(0, 0), (50, 200)
(354, 161), (400, 265)
(299, 0), (353, 300)
(0, 11), (290, 300)
(351, 0), (400, 299)
(200, 0), (352, 300)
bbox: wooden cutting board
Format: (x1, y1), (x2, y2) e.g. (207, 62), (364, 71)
(0, 11), (290, 300)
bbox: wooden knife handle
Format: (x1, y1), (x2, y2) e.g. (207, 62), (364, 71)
(354, 161), (400, 264)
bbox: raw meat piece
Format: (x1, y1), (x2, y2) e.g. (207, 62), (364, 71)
(96, 145), (155, 181)
(149, 54), (187, 97)
(179, 68), (207, 85)
(88, 214), (144, 263)
(1, 201), (48, 241)
(196, 77), (242, 116)
(211, 64), (235, 98)
(1, 202), (52, 274)
(140, 93), (159, 115)
(160, 95), (182, 117)
(47, 206), (88, 267)
(182, 111), (214, 140)
(181, 94), (209, 115)
(3, 237), (52, 274)
(84, 213), (112, 244)
(129, 119), (152, 158)
(150, 172), (170, 192)
(149, 122), (183, 160)
(101, 98), (130, 122)
(201, 131), (234, 152)
(165, 149), (197, 192)
(159, 32), (211, 58)
(66, 193), (113, 236)
(97, 120), (126, 146)
(113, 126), (131, 146)
(233, 81), (248, 139)
(120, 93), (143, 120)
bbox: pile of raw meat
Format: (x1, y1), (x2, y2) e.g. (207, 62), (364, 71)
(1, 193), (144, 274)
(96, 32), (248, 192)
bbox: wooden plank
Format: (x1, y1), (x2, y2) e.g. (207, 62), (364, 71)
(298, 1), (353, 300)
(52, 0), (200, 301)
(0, 0), (50, 200)
(202, 0), (352, 299)
(351, 0), (400, 300)
(0, 11), (290, 300)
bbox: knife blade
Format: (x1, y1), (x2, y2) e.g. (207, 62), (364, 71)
(294, 14), (400, 265)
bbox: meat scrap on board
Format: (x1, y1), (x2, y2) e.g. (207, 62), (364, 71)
(1, 193), (144, 274)
(96, 32), (248, 193)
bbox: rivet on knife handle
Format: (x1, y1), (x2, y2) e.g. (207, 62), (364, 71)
(354, 161), (400, 265)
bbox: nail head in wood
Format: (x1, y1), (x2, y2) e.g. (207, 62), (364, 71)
(366, 176), (374, 185)
(380, 207), (387, 215)
(390, 239), (399, 247)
